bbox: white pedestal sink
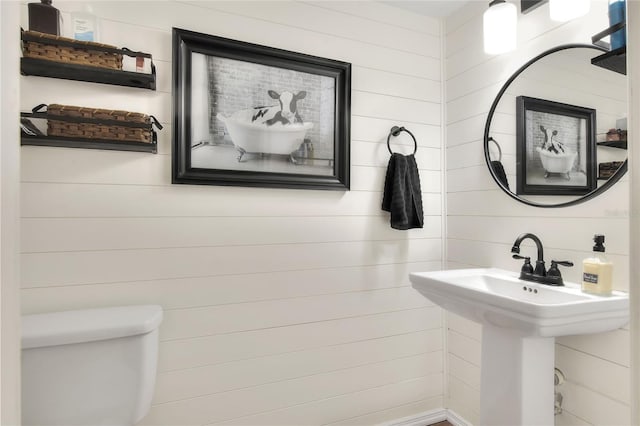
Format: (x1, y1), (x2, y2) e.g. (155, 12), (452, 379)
(410, 268), (629, 426)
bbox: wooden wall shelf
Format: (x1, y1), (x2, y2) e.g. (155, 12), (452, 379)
(21, 135), (157, 154)
(597, 140), (627, 149)
(591, 22), (626, 75)
(21, 57), (156, 90)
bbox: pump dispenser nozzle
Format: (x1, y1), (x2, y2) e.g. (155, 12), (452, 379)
(593, 234), (605, 252)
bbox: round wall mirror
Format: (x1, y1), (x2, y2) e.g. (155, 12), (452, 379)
(484, 44), (628, 208)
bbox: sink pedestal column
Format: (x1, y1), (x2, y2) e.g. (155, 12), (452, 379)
(480, 326), (555, 426)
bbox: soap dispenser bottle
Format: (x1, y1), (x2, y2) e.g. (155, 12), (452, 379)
(582, 234), (613, 295)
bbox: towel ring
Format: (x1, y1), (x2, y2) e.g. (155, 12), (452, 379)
(387, 126), (417, 155)
(488, 136), (503, 162)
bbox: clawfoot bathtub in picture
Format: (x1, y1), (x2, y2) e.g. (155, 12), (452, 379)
(217, 90), (313, 162)
(537, 125), (577, 179)
(536, 148), (578, 179)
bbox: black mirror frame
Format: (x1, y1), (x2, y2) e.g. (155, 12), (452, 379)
(483, 43), (628, 208)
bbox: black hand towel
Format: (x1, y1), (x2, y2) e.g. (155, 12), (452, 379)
(382, 153), (424, 230)
(490, 160), (510, 190)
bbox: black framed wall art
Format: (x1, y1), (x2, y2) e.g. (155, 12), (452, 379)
(172, 28), (351, 190)
(516, 96), (596, 196)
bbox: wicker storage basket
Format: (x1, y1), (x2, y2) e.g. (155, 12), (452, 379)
(47, 104), (153, 143)
(22, 30), (123, 70)
(599, 161), (624, 179)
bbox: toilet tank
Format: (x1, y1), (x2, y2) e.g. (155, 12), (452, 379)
(21, 305), (163, 426)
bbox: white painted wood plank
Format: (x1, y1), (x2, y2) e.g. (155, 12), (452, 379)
(22, 215), (441, 253)
(156, 308), (443, 371)
(448, 353), (480, 391)
(153, 333), (442, 404)
(444, 2), (484, 38)
(446, 182), (630, 218)
(22, 183), (443, 218)
(555, 410), (592, 426)
(446, 140), (484, 171)
(447, 165), (495, 193)
(448, 216), (630, 255)
(447, 312), (481, 341)
(447, 375), (480, 426)
(447, 114), (486, 147)
(21, 261), (442, 313)
(557, 329), (631, 368)
(352, 116), (441, 148)
(158, 286), (435, 340)
(21, 147), (441, 193)
(22, 238), (442, 288)
(353, 91), (440, 126)
(446, 82), (502, 125)
(447, 330), (481, 366)
(353, 66), (441, 103)
(57, 1), (441, 80)
(560, 381), (630, 426)
(21, 147), (170, 186)
(177, 1), (441, 59)
(325, 396), (443, 426)
(309, 1), (441, 37)
(352, 140), (441, 170)
(138, 356), (438, 425)
(556, 344), (630, 405)
(211, 375), (443, 426)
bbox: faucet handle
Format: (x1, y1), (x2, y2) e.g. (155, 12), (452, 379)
(551, 260), (574, 268)
(512, 254), (534, 274)
(546, 260), (573, 286)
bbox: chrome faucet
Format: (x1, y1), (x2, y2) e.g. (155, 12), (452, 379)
(511, 233), (573, 286)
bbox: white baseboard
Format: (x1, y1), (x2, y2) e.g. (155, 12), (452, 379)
(445, 409), (472, 426)
(383, 408), (472, 426)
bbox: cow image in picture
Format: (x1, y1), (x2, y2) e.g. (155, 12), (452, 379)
(539, 125), (567, 154)
(252, 90), (307, 126)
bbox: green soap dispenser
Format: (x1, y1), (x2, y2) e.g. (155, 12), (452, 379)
(582, 234), (613, 295)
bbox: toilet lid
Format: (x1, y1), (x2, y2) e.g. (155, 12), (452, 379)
(22, 305), (163, 349)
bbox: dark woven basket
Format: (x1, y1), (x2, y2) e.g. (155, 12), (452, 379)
(22, 30), (123, 70)
(47, 104), (153, 143)
(599, 161), (624, 179)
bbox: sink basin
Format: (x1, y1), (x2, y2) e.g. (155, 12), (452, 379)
(410, 267), (629, 337)
(410, 268), (629, 425)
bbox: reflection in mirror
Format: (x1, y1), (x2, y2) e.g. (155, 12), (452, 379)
(484, 44), (627, 207)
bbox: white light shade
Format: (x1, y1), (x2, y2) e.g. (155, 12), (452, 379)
(549, 0), (590, 22)
(483, 1), (517, 55)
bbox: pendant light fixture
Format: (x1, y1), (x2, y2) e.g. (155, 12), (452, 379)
(549, 0), (590, 22)
(483, 0), (517, 55)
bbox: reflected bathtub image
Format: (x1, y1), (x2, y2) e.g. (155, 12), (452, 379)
(536, 147), (578, 179)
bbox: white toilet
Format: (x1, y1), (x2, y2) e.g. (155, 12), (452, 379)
(21, 305), (163, 426)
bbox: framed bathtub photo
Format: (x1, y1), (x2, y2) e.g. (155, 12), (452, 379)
(515, 96), (596, 196)
(172, 28), (351, 190)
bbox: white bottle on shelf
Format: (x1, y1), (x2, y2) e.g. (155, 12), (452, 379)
(71, 6), (97, 42)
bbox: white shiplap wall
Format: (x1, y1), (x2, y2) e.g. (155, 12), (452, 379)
(445, 2), (630, 425)
(20, 1), (445, 425)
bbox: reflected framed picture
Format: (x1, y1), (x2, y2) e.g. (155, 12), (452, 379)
(516, 96), (596, 196)
(172, 28), (351, 190)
